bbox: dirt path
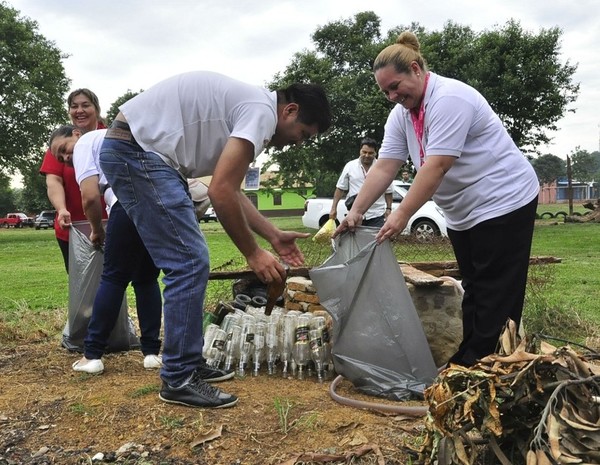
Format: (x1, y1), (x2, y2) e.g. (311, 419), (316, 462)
(0, 341), (425, 464)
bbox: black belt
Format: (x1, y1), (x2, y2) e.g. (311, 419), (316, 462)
(105, 120), (137, 143)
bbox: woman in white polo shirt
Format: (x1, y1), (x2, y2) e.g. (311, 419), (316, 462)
(336, 31), (539, 368)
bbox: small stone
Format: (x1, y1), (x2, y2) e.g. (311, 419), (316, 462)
(92, 452), (105, 462)
(32, 446), (49, 457)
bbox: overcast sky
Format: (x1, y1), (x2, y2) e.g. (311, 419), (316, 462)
(7, 0), (600, 184)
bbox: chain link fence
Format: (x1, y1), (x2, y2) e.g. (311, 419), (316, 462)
(205, 235), (454, 311)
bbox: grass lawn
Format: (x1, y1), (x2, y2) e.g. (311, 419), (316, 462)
(1, 211), (598, 343)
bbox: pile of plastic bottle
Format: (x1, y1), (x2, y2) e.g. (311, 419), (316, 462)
(202, 303), (334, 382)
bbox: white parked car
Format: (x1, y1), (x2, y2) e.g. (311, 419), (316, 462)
(302, 181), (447, 241)
(200, 207), (218, 223)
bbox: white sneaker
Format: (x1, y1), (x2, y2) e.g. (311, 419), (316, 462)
(72, 358), (104, 374)
(144, 354), (162, 369)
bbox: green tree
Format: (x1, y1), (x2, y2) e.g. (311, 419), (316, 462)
(531, 153), (565, 185)
(462, 20), (579, 152)
(0, 2), (70, 174)
(0, 172), (16, 215)
(265, 13), (579, 195)
(571, 148), (600, 182)
(266, 11), (393, 196)
(105, 89), (143, 126)
(19, 162), (52, 213)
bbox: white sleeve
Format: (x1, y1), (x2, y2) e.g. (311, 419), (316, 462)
(335, 162), (352, 190)
(378, 106), (410, 162)
(73, 139), (100, 186)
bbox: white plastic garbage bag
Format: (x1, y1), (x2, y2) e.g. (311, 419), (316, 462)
(62, 221), (139, 352)
(309, 227), (438, 400)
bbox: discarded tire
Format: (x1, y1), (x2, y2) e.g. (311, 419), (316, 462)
(251, 296), (267, 307)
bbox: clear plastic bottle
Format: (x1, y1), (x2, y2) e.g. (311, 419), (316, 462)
(309, 328), (326, 382)
(293, 313), (312, 380)
(237, 314), (256, 377)
(280, 312), (298, 378)
(223, 323), (242, 372)
(252, 321), (266, 376)
(265, 319), (279, 375)
(202, 323), (220, 359)
(205, 328), (227, 368)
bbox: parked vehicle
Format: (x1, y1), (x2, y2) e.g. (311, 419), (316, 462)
(302, 182), (446, 241)
(34, 210), (56, 230)
(200, 207), (218, 223)
(0, 213), (34, 228)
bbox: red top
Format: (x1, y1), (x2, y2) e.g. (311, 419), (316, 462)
(39, 123), (108, 241)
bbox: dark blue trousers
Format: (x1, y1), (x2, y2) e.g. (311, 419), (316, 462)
(84, 201), (162, 359)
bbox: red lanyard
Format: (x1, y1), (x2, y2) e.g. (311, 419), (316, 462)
(410, 72), (430, 167)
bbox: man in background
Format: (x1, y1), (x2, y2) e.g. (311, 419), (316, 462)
(329, 137), (393, 227)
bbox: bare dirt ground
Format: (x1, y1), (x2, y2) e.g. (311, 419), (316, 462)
(0, 341), (426, 465)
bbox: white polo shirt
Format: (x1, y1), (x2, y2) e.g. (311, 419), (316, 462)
(336, 158), (393, 220)
(73, 129), (117, 213)
(120, 71), (278, 178)
(379, 73), (539, 230)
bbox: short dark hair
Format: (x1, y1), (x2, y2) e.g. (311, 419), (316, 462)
(48, 124), (76, 148)
(360, 137), (378, 150)
(278, 83), (332, 133)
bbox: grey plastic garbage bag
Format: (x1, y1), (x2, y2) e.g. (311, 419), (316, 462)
(61, 221), (140, 352)
(309, 227), (438, 400)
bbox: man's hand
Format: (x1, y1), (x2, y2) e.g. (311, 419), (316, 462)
(271, 230), (310, 267)
(57, 209), (72, 229)
(89, 228), (105, 248)
(247, 248), (288, 284)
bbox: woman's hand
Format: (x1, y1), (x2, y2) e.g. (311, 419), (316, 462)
(375, 209), (410, 243)
(332, 210), (363, 238)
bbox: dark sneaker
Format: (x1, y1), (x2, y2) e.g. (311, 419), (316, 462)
(195, 365), (235, 383)
(159, 372), (238, 408)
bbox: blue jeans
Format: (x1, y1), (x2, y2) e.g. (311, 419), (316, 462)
(100, 138), (209, 386)
(84, 201), (162, 360)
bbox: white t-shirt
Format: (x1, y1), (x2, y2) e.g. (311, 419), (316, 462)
(73, 129), (117, 213)
(336, 158), (393, 220)
(379, 73), (539, 230)
(120, 71), (278, 178)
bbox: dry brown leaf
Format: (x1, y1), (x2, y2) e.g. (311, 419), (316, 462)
(333, 421), (360, 432)
(500, 326), (514, 355)
(190, 424), (223, 449)
(452, 433), (472, 465)
(558, 449), (585, 464)
(561, 431), (593, 456)
(536, 449), (552, 465)
(559, 411), (600, 432)
(548, 414), (562, 459)
(564, 403), (600, 427)
(462, 387), (480, 425)
(348, 432), (369, 446)
(540, 340), (558, 354)
(526, 449), (537, 465)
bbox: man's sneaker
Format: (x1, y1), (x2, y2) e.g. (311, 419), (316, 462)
(72, 358), (104, 374)
(159, 372), (238, 408)
(143, 354), (162, 369)
(194, 365), (235, 383)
